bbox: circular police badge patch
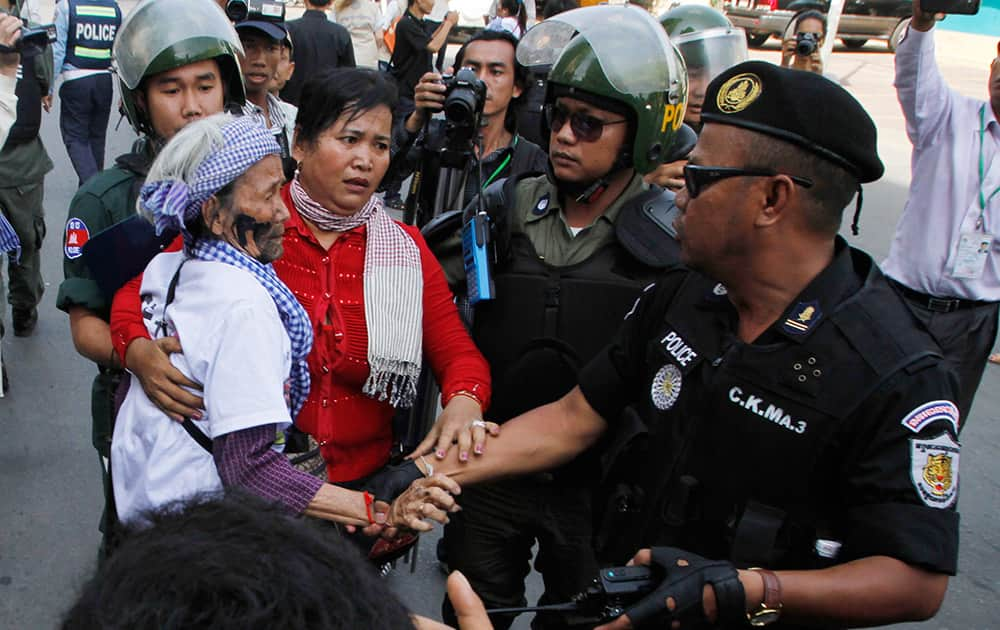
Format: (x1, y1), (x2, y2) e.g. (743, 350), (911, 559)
(651, 364), (682, 411)
(716, 73), (762, 114)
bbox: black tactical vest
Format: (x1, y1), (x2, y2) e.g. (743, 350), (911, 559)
(633, 250), (941, 570)
(473, 185), (681, 425)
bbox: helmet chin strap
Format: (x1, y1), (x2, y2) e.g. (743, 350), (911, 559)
(550, 151), (632, 205)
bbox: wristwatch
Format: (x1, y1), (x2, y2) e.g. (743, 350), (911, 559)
(746, 568), (782, 626)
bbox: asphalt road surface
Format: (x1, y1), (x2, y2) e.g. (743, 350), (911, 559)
(0, 5), (997, 628)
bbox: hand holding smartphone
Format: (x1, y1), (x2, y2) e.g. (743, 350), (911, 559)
(919, 0), (979, 16)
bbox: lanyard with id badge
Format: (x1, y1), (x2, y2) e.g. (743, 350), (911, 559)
(953, 105), (1000, 279)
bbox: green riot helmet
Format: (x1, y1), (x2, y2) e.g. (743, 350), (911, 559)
(517, 5), (688, 176)
(659, 5), (747, 126)
(113, 0), (246, 137)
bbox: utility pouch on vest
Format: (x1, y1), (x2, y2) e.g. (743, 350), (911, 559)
(615, 187), (682, 269)
(594, 406), (649, 563)
(729, 500), (787, 568)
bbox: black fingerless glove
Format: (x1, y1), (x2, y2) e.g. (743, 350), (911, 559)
(625, 547), (746, 629)
(361, 460), (424, 503)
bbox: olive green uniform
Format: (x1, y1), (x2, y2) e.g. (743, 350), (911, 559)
(438, 173), (649, 287)
(514, 172), (647, 265)
(0, 49), (53, 336)
(55, 153), (149, 545)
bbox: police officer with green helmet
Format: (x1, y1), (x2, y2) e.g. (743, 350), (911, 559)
(423, 6), (692, 627)
(55, 0), (244, 554)
(646, 4), (748, 190)
(661, 4), (748, 131)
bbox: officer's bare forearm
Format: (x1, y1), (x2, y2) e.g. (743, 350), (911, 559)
(434, 386), (608, 484)
(773, 556), (947, 625)
(68, 306), (118, 368)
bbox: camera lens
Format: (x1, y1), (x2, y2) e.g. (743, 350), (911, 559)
(226, 0), (249, 22)
(445, 89), (478, 126)
(795, 33), (817, 56)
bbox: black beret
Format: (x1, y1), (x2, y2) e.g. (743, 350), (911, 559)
(701, 61), (884, 183)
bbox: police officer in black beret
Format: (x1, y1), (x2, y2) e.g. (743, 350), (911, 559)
(432, 61), (961, 629)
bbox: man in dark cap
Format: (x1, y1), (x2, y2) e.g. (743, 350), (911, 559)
(430, 61), (960, 629)
(235, 15), (296, 157)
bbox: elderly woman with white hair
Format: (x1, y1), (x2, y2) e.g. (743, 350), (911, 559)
(111, 113), (460, 532)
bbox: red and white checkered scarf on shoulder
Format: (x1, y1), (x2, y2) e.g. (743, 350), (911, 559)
(290, 174), (423, 408)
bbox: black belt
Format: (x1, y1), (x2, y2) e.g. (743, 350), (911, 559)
(889, 279), (995, 313)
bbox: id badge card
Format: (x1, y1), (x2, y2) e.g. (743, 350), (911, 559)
(951, 231), (994, 279)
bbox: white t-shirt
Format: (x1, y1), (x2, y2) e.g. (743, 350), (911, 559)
(112, 251), (293, 524)
(335, 1), (384, 69)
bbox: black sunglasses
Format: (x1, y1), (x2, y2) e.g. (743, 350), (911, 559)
(683, 165), (814, 198)
(544, 104), (628, 143)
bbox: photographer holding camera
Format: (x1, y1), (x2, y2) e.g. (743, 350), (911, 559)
(389, 30), (547, 226)
(780, 9), (825, 75)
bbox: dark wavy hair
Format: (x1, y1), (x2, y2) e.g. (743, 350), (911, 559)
(61, 491), (414, 630)
(454, 29), (529, 133)
(294, 67), (399, 148)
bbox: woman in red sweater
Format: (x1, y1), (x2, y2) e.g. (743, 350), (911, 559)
(112, 69), (492, 491)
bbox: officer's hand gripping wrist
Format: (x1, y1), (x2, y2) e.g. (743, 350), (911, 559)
(624, 547), (745, 629)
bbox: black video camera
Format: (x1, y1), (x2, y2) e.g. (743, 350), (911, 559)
(0, 19), (56, 58)
(438, 67), (487, 166)
(795, 31), (820, 56)
(226, 0), (286, 24)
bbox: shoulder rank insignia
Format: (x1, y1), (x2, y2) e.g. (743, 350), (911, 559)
(781, 300), (822, 336)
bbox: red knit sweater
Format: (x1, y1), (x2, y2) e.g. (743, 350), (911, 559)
(111, 184), (490, 482)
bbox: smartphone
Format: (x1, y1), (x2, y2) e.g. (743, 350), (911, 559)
(920, 0), (980, 15)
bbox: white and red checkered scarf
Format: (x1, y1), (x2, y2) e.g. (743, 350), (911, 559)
(290, 174), (423, 408)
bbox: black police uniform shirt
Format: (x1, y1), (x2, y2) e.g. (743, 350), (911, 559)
(577, 238), (960, 576)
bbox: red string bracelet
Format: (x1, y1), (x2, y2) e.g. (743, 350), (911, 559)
(363, 491), (376, 525)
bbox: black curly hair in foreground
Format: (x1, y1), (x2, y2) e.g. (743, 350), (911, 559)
(62, 491), (414, 630)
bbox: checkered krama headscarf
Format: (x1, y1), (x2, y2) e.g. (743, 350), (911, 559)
(139, 115), (282, 237)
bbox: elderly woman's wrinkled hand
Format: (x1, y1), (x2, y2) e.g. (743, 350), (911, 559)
(411, 394), (499, 462)
(386, 473), (462, 532)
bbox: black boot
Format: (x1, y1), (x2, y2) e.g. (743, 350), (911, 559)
(12, 306), (37, 337)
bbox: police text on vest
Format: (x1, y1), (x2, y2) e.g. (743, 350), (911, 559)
(660, 331), (697, 367)
(76, 24), (117, 41)
(729, 386), (807, 434)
